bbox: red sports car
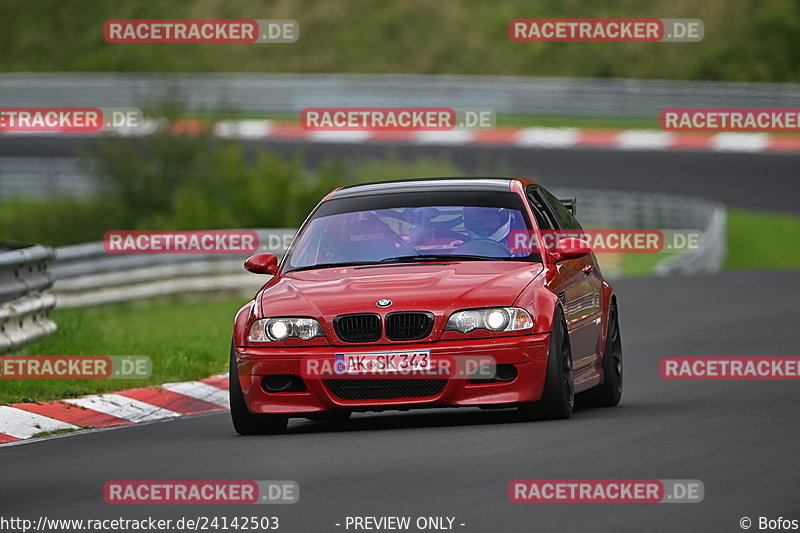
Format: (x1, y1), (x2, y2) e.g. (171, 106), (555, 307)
(230, 178), (622, 434)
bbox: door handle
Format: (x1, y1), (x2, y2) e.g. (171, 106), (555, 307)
(582, 264), (593, 275)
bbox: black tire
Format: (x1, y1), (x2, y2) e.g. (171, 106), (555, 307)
(229, 343), (288, 435)
(582, 302), (623, 407)
(519, 307), (574, 420)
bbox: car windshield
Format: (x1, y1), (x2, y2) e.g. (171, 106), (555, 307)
(284, 189), (539, 272)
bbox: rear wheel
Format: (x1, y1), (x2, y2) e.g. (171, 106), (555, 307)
(519, 307), (574, 420)
(582, 301), (623, 407)
(229, 343), (288, 435)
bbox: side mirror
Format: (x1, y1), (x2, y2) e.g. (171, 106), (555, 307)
(550, 237), (591, 262)
(244, 253), (279, 274)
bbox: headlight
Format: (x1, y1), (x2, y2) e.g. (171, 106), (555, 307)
(248, 318), (324, 342)
(445, 307), (533, 333)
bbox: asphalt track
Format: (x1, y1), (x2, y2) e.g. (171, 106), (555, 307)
(1, 141), (798, 531)
(2, 269), (799, 532)
(1, 136), (800, 212)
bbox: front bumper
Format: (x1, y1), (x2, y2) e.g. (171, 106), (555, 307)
(235, 333), (551, 415)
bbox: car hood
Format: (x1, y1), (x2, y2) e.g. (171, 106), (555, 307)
(258, 261), (543, 319)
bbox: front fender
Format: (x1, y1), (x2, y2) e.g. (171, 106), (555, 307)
(513, 265), (560, 334)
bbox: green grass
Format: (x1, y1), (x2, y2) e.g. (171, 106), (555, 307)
(1, 0), (799, 82)
(31, 427), (84, 438)
(614, 209), (800, 274)
(725, 209), (800, 270)
(0, 198), (119, 247)
(616, 252), (678, 277)
(1, 296), (245, 404)
(494, 115), (659, 130)
(177, 111), (663, 131)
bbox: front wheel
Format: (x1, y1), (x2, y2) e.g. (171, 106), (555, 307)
(519, 307), (574, 420)
(229, 343), (288, 435)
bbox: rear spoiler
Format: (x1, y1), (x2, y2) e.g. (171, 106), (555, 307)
(559, 197), (577, 215)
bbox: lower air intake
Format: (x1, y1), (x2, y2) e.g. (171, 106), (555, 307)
(323, 379), (447, 400)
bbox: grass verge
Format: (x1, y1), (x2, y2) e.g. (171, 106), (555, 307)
(1, 296), (243, 404)
(177, 111), (663, 131)
(725, 209), (800, 269)
(608, 252), (678, 278)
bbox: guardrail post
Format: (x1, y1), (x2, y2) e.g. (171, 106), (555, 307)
(0, 244), (57, 353)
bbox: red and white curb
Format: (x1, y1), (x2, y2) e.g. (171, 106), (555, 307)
(209, 120), (800, 153)
(0, 375), (228, 444)
(5, 119), (800, 154)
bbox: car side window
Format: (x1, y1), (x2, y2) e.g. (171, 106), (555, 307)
(526, 190), (559, 230)
(538, 187), (583, 231)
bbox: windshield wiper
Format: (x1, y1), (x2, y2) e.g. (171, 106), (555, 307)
(286, 254), (504, 273)
(379, 254), (503, 263)
(285, 261), (385, 273)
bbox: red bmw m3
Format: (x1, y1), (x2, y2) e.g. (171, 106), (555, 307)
(230, 178), (622, 434)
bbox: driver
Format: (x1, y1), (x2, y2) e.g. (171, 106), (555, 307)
(462, 206), (512, 242)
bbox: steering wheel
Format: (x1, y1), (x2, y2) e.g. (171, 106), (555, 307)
(393, 235), (418, 255)
(455, 238), (512, 257)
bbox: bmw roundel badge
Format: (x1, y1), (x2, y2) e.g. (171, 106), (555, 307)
(376, 299), (392, 308)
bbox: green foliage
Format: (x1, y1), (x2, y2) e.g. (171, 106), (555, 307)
(0, 0), (798, 81)
(0, 129), (461, 245)
(0, 199), (122, 247)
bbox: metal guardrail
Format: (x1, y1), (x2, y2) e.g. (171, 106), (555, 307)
(51, 229), (296, 308)
(1, 73), (798, 118)
(0, 244), (57, 352)
(655, 207), (726, 276)
(48, 190), (725, 308)
(553, 187), (727, 276)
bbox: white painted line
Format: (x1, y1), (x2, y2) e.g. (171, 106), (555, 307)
(515, 127), (579, 148)
(615, 130), (674, 150)
(309, 130), (372, 143)
(64, 394), (181, 422)
(712, 133), (768, 152)
(413, 130), (474, 145)
(0, 406), (78, 439)
(214, 120), (272, 139)
(162, 381), (230, 409)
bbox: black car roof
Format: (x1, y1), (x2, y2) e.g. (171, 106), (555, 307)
(331, 177), (514, 199)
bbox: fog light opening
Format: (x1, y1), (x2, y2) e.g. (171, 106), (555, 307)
(261, 374), (307, 393)
(469, 364), (518, 384)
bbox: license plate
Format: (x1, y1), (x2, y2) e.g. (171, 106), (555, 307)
(334, 350), (431, 375)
